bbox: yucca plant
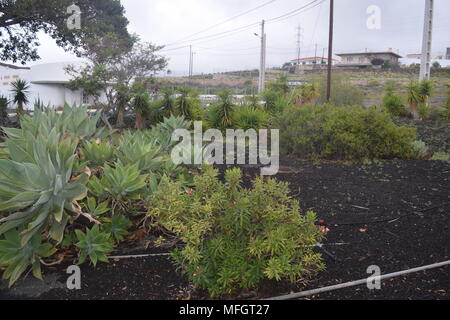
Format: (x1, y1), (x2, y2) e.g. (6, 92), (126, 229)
(10, 80), (30, 115)
(209, 89), (236, 130)
(174, 87), (203, 121)
(0, 229), (56, 287)
(130, 81), (150, 130)
(406, 82), (421, 120)
(0, 95), (8, 120)
(75, 225), (114, 266)
(418, 80), (433, 107)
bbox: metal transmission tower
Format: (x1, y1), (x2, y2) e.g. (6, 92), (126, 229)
(420, 0), (434, 81)
(258, 20), (267, 94)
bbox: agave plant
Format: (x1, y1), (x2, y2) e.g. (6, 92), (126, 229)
(0, 130), (89, 245)
(209, 89), (236, 130)
(150, 115), (191, 151)
(87, 161), (148, 203)
(116, 131), (167, 173)
(75, 225), (114, 266)
(0, 229), (56, 287)
(81, 139), (116, 167)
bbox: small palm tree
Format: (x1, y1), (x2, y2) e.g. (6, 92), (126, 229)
(210, 89), (235, 130)
(418, 80), (433, 106)
(406, 82), (421, 120)
(0, 95), (8, 120)
(160, 89), (176, 117)
(10, 80), (30, 115)
(174, 87), (202, 120)
(245, 94), (261, 110)
(130, 82), (149, 130)
(115, 84), (130, 128)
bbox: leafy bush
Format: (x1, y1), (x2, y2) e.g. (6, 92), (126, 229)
(235, 106), (268, 130)
(103, 214), (132, 243)
(0, 95), (8, 120)
(316, 73), (363, 106)
(382, 88), (407, 117)
(75, 225), (114, 266)
(273, 104), (417, 160)
(150, 167), (324, 296)
(411, 140), (429, 160)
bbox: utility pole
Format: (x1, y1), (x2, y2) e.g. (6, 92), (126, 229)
(296, 25), (302, 61)
(326, 0), (334, 102)
(420, 0), (434, 81)
(189, 45), (192, 78)
(258, 20), (266, 94)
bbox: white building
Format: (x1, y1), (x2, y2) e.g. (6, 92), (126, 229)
(0, 61), (107, 110)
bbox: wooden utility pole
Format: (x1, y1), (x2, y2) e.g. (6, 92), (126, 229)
(420, 0), (434, 80)
(326, 0), (334, 102)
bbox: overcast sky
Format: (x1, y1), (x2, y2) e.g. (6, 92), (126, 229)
(29, 0), (450, 76)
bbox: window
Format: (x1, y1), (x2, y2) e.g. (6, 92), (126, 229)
(359, 57), (365, 63)
(82, 92), (90, 105)
(347, 57), (353, 62)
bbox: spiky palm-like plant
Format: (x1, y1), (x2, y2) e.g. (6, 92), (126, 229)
(210, 89), (236, 130)
(406, 82), (421, 120)
(418, 80), (433, 107)
(10, 80), (30, 115)
(130, 82), (150, 130)
(115, 84), (130, 128)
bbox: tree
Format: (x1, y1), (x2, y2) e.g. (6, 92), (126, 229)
(174, 87), (202, 121)
(406, 82), (421, 120)
(0, 0), (131, 64)
(66, 37), (168, 128)
(295, 83), (319, 106)
(432, 61), (441, 69)
(10, 80), (30, 115)
(0, 95), (8, 120)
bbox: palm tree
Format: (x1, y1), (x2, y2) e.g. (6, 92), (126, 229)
(115, 84), (130, 128)
(160, 89), (176, 117)
(210, 89), (235, 130)
(130, 82), (149, 130)
(0, 95), (8, 120)
(10, 80), (30, 115)
(245, 94), (261, 110)
(174, 87), (202, 120)
(293, 84), (319, 106)
(406, 82), (421, 120)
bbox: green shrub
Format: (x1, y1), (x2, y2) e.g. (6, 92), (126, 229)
(316, 73), (363, 106)
(418, 103), (431, 119)
(274, 104), (417, 160)
(235, 106), (268, 130)
(382, 93), (407, 116)
(0, 95), (8, 119)
(150, 167), (324, 296)
(411, 140), (429, 160)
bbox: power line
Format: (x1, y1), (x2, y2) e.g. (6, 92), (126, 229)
(167, 0), (277, 45)
(266, 0), (325, 24)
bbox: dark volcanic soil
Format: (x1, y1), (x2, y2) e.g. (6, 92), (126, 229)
(1, 158), (448, 300)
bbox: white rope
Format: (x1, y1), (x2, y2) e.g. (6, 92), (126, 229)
(108, 253), (171, 259)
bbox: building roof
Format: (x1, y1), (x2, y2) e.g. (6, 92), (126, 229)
(0, 62), (30, 70)
(291, 56), (338, 62)
(336, 51), (403, 58)
(27, 61), (86, 84)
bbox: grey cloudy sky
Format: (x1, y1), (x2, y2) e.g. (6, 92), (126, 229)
(31, 0), (450, 75)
